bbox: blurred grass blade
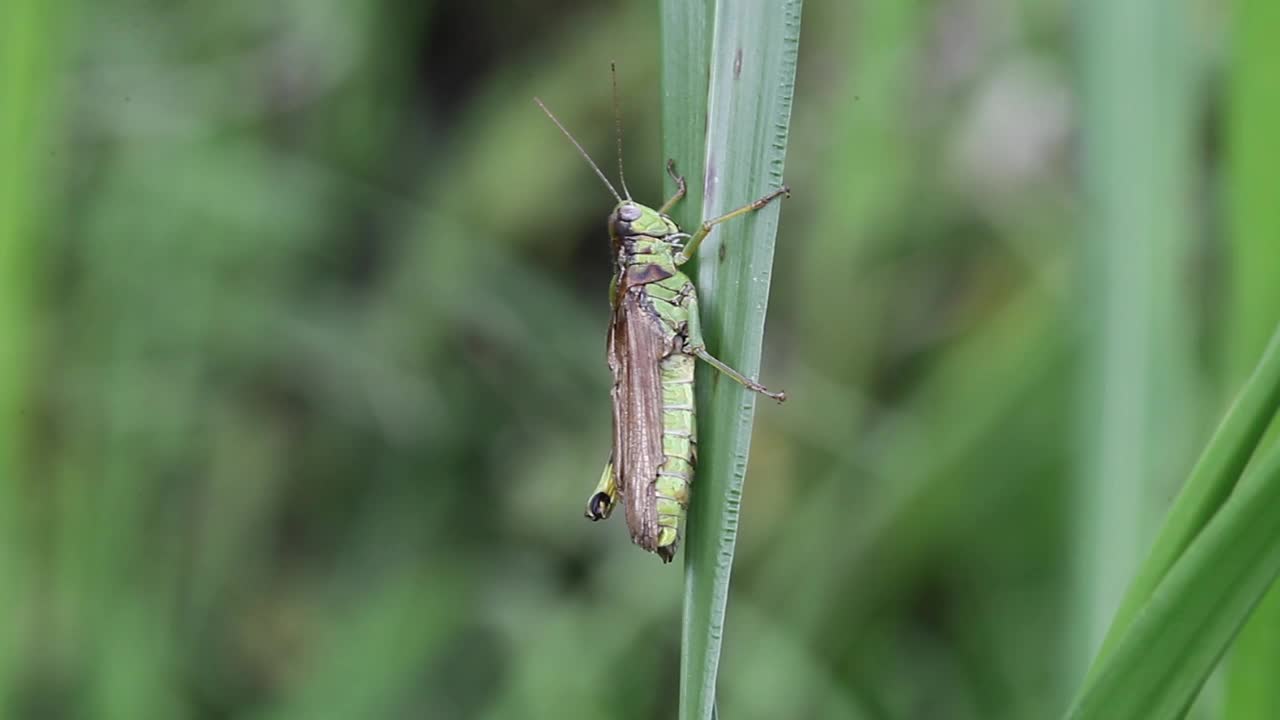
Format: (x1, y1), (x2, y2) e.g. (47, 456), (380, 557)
(1223, 0), (1280, 385)
(1089, 325), (1280, 677)
(1065, 431), (1280, 719)
(0, 0), (67, 703)
(1074, 0), (1197, 670)
(1224, 0), (1280, 716)
(675, 2), (803, 719)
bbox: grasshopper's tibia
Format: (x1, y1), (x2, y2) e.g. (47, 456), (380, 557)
(690, 346), (787, 403)
(682, 289), (786, 402)
(674, 185), (791, 265)
(585, 459), (619, 520)
(658, 160), (687, 215)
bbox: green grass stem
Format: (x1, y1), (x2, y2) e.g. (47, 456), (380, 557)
(666, 2), (803, 718)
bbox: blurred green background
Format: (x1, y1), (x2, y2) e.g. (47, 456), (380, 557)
(1, 0), (1274, 718)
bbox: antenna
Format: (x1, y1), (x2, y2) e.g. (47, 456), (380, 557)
(534, 97), (623, 203)
(610, 62), (632, 200)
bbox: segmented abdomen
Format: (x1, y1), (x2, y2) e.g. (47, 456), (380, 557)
(654, 352), (696, 557)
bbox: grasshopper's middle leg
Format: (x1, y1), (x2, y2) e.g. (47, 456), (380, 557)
(681, 289), (786, 402)
(585, 457), (619, 520)
(674, 184), (790, 265)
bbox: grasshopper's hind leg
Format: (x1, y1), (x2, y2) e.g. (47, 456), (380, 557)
(585, 458), (619, 520)
(681, 289), (786, 402)
(691, 347), (786, 403)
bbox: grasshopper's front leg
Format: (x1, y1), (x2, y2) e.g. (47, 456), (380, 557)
(674, 184), (790, 265)
(681, 289), (786, 403)
(658, 160), (687, 215)
(585, 457), (619, 520)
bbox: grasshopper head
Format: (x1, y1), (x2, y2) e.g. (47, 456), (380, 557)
(610, 201), (678, 242)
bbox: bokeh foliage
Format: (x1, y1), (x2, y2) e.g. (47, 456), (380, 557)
(0, 0), (1270, 719)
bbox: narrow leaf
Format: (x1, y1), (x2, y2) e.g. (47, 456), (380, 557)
(1073, 0), (1197, 668)
(1065, 434), (1280, 719)
(0, 0), (68, 702)
(1089, 324), (1280, 676)
(675, 2), (804, 719)
(659, 0), (713, 235)
(1223, 0), (1280, 716)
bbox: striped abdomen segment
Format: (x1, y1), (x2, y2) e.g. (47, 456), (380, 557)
(654, 352), (697, 560)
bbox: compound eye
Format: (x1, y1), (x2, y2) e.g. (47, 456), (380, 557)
(618, 204), (642, 221)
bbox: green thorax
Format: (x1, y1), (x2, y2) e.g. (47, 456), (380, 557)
(608, 201), (683, 298)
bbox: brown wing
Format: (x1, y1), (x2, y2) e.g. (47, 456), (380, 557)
(608, 286), (667, 552)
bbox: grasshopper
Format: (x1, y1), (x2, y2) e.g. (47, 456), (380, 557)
(535, 71), (787, 563)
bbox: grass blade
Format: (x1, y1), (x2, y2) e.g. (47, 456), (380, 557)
(1088, 326), (1280, 678)
(1073, 0), (1197, 671)
(675, 2), (804, 719)
(1064, 425), (1280, 719)
(1223, 0), (1280, 715)
(0, 0), (67, 703)
(659, 0), (713, 235)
